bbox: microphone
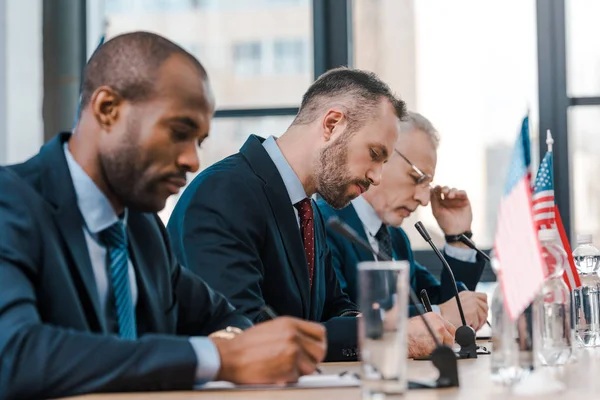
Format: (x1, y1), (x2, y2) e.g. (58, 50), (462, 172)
(458, 234), (491, 262)
(327, 217), (459, 389)
(414, 222), (478, 359)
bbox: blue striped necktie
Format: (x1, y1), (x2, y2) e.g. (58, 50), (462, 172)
(100, 221), (137, 340)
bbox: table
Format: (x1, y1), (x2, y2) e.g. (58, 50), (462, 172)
(65, 344), (600, 400)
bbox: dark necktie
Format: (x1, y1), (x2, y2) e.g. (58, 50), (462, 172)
(374, 223), (396, 310)
(294, 198), (315, 288)
(99, 221), (137, 340)
(375, 224), (393, 261)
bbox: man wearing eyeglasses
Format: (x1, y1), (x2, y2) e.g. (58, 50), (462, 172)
(318, 112), (489, 332)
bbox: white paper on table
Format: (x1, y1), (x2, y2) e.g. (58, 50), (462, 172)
(194, 374), (360, 391)
(476, 322), (492, 338)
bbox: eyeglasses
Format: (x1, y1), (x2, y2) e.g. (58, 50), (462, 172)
(394, 149), (434, 187)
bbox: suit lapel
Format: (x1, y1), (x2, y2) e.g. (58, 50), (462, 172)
(40, 133), (106, 332)
(263, 183), (310, 316)
(338, 204), (376, 262)
(127, 212), (163, 334)
(241, 136), (310, 316)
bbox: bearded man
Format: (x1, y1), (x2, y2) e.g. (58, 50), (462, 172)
(168, 68), (453, 361)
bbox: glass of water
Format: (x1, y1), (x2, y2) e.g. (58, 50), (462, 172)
(358, 260), (409, 399)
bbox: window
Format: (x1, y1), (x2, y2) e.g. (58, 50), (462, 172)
(0, 0), (43, 165)
(565, 1), (600, 241)
(233, 42), (263, 77)
(566, 0), (600, 97)
(202, 0), (309, 10)
(274, 39), (307, 74)
(266, 0), (308, 6)
(101, 0), (312, 108)
(353, 0), (539, 249)
(178, 42), (205, 62)
(105, 0), (202, 13)
(568, 107), (600, 241)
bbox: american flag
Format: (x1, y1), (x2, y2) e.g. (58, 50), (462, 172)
(494, 116), (546, 320)
(533, 138), (581, 290)
(532, 152), (555, 229)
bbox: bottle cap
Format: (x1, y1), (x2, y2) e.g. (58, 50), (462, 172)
(538, 229), (559, 242)
(577, 234), (593, 245)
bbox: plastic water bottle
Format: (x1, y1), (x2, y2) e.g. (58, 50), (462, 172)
(490, 254), (534, 385)
(572, 234), (600, 347)
(533, 229), (572, 366)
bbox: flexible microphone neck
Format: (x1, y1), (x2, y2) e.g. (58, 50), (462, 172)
(458, 234), (491, 262)
(327, 217), (441, 347)
(328, 216), (461, 386)
(414, 222), (467, 327)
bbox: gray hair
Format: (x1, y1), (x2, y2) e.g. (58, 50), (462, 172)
(399, 111), (440, 148)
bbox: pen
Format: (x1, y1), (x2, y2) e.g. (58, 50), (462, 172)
(260, 305), (323, 374)
(420, 289), (433, 313)
(260, 304), (279, 320)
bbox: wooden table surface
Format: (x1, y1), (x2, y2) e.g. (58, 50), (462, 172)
(65, 343), (600, 400)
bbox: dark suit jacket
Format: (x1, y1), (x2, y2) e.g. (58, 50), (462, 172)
(317, 200), (486, 317)
(167, 135), (360, 362)
(0, 133), (252, 400)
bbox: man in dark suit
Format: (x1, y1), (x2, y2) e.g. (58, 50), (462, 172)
(318, 112), (489, 332)
(0, 32), (326, 400)
(168, 69), (457, 362)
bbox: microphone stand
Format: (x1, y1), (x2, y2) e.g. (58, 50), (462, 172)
(327, 217), (459, 389)
(458, 234), (491, 262)
(457, 234), (493, 329)
(414, 222), (478, 359)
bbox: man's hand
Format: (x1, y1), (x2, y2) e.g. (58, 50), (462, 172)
(439, 291), (489, 331)
(212, 317), (327, 384)
(407, 312), (455, 358)
(431, 186), (472, 237)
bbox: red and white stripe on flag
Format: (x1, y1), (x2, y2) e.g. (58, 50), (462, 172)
(495, 179), (547, 321)
(555, 206), (581, 290)
(532, 189), (555, 230)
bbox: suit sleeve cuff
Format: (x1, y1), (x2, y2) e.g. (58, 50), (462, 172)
(443, 243), (477, 263)
(189, 337), (221, 384)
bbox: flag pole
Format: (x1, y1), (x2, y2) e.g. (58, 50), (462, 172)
(546, 129), (554, 153)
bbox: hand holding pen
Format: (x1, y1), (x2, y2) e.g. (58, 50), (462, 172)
(260, 305), (324, 374)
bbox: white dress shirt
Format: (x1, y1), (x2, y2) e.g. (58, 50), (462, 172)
(262, 135), (308, 225)
(351, 196), (477, 263)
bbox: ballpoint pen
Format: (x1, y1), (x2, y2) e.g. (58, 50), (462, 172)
(420, 289), (433, 313)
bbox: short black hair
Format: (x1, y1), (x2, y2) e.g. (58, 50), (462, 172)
(79, 31), (207, 116)
(292, 67), (407, 132)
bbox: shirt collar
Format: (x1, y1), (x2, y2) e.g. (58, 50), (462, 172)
(262, 135), (307, 205)
(63, 142), (127, 234)
(351, 195), (384, 238)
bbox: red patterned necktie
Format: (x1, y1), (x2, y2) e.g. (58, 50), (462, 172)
(294, 198), (315, 288)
